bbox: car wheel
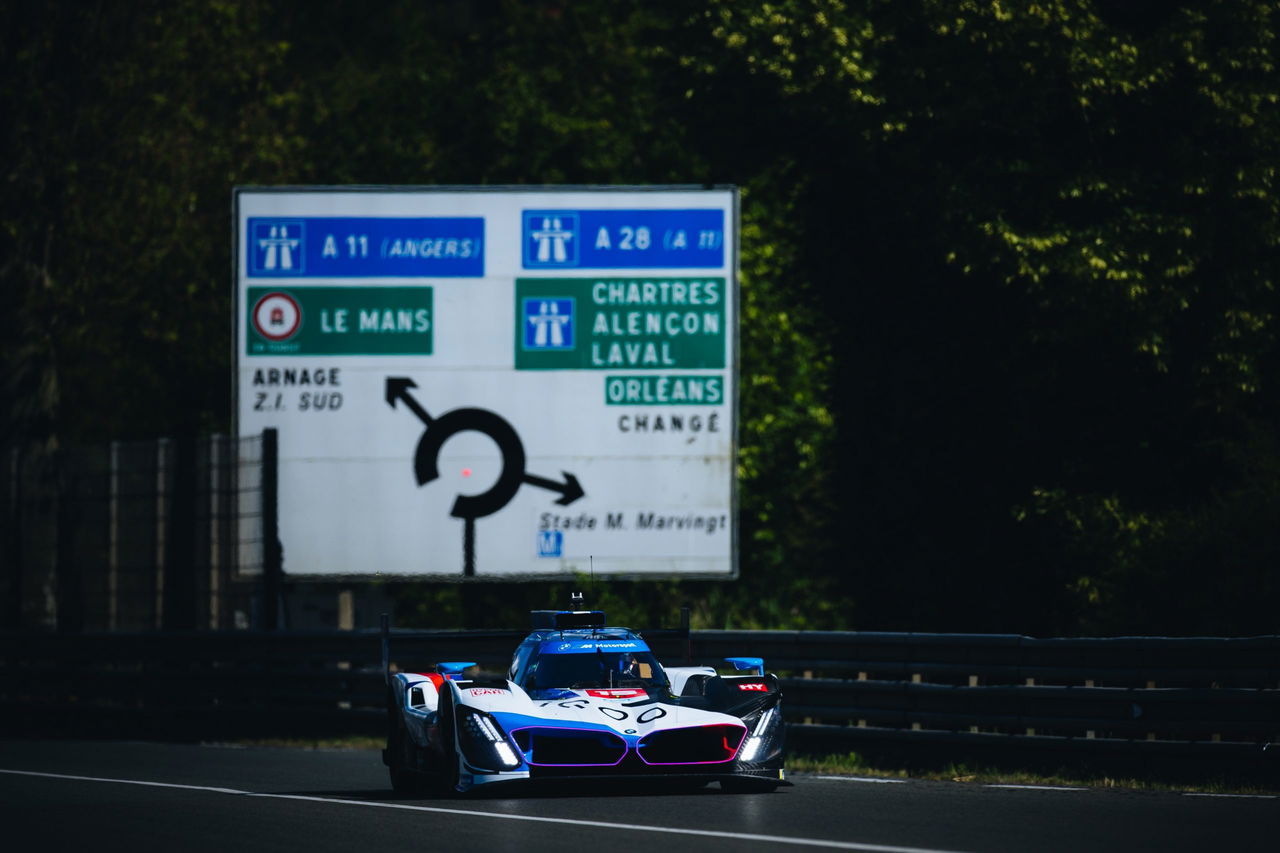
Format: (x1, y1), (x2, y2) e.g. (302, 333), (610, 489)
(436, 683), (462, 794)
(388, 763), (418, 794)
(387, 717), (421, 794)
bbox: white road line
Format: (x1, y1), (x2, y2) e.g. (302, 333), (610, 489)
(815, 776), (909, 784)
(0, 768), (971, 853)
(1182, 793), (1277, 800)
(0, 769), (246, 795)
(983, 784), (1086, 791)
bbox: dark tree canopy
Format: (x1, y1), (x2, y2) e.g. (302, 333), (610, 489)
(3, 1), (1277, 634)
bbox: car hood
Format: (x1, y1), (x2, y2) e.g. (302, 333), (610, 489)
(452, 681), (742, 735)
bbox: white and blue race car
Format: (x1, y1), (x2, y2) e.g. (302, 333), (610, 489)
(383, 607), (786, 794)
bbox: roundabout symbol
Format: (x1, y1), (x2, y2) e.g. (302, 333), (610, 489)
(386, 377), (584, 575)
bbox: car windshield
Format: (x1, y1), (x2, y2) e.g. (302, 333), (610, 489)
(528, 649), (665, 690)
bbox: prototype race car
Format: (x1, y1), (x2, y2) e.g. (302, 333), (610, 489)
(382, 605), (786, 794)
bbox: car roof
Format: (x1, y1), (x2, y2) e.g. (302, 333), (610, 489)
(522, 626), (645, 647)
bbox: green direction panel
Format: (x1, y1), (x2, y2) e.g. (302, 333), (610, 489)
(604, 375), (725, 405)
(515, 277), (726, 370)
(246, 286), (432, 355)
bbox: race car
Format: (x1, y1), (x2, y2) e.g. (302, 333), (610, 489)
(382, 606), (786, 794)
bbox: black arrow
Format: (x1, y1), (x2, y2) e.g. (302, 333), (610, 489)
(522, 471), (585, 506)
(385, 377), (432, 426)
(392, 386), (585, 510)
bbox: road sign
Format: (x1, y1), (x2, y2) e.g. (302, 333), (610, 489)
(234, 187), (737, 579)
(521, 209), (724, 269)
(246, 286), (433, 355)
(248, 216), (483, 277)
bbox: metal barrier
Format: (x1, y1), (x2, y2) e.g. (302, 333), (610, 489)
(2, 628), (1276, 777)
(695, 630), (1280, 735)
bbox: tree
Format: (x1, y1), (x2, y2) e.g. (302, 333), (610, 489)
(674, 0), (1280, 632)
(5, 1), (1277, 634)
(1, 1), (304, 446)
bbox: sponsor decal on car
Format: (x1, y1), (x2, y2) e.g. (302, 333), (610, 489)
(585, 688), (647, 699)
(468, 688), (507, 696)
(737, 682), (768, 691)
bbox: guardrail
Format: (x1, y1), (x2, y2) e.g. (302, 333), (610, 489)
(2, 627), (1276, 780)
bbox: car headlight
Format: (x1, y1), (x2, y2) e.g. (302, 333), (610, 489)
(738, 704), (782, 764)
(457, 707), (522, 770)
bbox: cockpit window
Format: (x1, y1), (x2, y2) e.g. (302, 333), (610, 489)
(509, 643), (534, 682)
(527, 649), (666, 691)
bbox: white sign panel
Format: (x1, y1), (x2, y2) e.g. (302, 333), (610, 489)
(234, 187), (737, 578)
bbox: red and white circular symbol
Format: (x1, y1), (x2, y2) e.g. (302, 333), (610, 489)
(251, 292), (302, 341)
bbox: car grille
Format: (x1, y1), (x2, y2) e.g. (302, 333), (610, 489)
(637, 724), (746, 765)
(512, 727), (628, 766)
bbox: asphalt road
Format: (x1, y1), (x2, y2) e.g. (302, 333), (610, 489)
(1, 739), (1275, 852)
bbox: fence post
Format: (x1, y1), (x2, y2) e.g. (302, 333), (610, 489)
(108, 442), (120, 631)
(155, 439), (168, 629)
(209, 434), (235, 630)
(162, 434), (198, 632)
(1, 448), (22, 629)
(261, 428), (283, 630)
(208, 435), (221, 630)
(54, 448), (83, 634)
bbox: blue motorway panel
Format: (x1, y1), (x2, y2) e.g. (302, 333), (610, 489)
(522, 209), (724, 269)
(246, 217), (484, 277)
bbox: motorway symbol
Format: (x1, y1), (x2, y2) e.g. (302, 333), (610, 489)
(250, 220), (305, 275)
(524, 212), (579, 267)
(386, 377), (585, 575)
(523, 298), (575, 350)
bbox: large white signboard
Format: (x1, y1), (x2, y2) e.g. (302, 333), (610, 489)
(234, 187), (737, 578)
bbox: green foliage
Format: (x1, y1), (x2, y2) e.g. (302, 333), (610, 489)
(5, 1), (1279, 634)
(1, 1), (303, 443)
(674, 0), (1280, 633)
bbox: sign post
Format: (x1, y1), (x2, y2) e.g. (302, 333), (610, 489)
(234, 187), (738, 579)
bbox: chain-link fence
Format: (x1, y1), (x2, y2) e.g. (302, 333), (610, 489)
(0, 431), (279, 632)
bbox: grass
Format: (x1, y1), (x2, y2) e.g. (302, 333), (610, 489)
(788, 751), (1279, 795)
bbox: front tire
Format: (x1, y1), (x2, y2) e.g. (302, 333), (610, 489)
(387, 716), (422, 794)
(388, 763), (419, 794)
(436, 683), (462, 794)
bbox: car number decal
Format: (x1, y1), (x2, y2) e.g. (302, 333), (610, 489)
(637, 707), (667, 724)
